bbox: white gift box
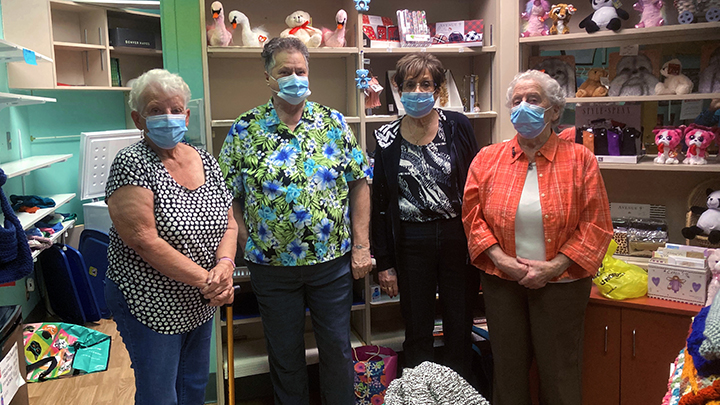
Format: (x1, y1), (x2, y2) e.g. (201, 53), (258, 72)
(647, 259), (709, 305)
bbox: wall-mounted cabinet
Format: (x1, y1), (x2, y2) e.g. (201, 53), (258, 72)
(1, 0), (162, 90)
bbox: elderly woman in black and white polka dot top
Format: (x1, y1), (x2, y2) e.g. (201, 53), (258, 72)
(104, 68), (238, 405)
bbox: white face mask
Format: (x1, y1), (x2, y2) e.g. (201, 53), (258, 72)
(270, 74), (312, 105)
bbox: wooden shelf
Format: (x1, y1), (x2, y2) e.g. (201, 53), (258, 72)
(223, 330), (364, 378)
(0, 154), (72, 179)
(362, 45), (496, 57)
(0, 39), (53, 64)
(519, 22), (720, 51)
(370, 327), (405, 353)
(598, 156), (720, 172)
(31, 219), (76, 260)
(46, 86), (131, 91)
(16, 193), (75, 231)
(109, 46), (162, 56)
(208, 46), (360, 58)
(567, 93), (720, 104)
(53, 41), (106, 51)
(0, 93), (56, 109)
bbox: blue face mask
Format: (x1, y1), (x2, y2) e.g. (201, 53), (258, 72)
(401, 91), (436, 118)
(511, 101), (551, 139)
(144, 114), (187, 149)
(271, 74), (311, 105)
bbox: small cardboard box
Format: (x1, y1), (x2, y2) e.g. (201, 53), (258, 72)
(647, 259), (709, 305)
(362, 15), (400, 48)
(109, 27), (156, 49)
(428, 19), (484, 46)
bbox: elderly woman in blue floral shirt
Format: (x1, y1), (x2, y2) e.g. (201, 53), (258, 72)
(219, 37), (372, 405)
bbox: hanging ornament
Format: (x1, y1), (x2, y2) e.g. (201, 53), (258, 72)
(354, 0), (370, 12)
(355, 69), (370, 89)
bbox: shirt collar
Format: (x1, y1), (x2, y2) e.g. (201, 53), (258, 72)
(508, 132), (559, 164)
(265, 98), (313, 126)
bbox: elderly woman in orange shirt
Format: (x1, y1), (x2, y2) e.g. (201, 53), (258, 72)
(462, 70), (612, 405)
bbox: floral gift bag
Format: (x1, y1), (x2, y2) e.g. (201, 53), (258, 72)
(353, 345), (398, 405)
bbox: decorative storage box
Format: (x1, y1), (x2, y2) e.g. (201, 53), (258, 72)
(428, 19), (484, 46)
(362, 15), (400, 48)
(647, 259), (710, 305)
(109, 28), (156, 49)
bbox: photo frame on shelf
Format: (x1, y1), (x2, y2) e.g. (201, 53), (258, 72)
(529, 55), (576, 98)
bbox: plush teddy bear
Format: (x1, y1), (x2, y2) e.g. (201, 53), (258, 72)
(683, 189), (720, 245)
(576, 67), (609, 97)
(280, 10), (323, 48)
(634, 0), (665, 28)
(655, 59), (694, 95)
(652, 126), (683, 164)
(707, 249), (720, 306)
(579, 0), (630, 33)
(683, 124), (718, 165)
(549, 4), (577, 34)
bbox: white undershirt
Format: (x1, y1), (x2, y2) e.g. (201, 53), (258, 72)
(515, 162), (546, 262)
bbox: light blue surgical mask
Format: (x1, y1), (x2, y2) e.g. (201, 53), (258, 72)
(144, 114), (187, 149)
(401, 91), (435, 118)
(510, 101), (551, 139)
(271, 74), (311, 105)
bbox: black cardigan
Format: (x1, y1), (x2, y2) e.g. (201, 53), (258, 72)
(371, 109), (480, 272)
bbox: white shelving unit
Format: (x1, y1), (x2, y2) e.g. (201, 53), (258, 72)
(0, 93), (56, 111)
(0, 38), (53, 63)
(15, 193), (76, 231)
(0, 154), (72, 179)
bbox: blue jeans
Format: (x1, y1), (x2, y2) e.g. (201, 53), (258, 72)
(248, 254), (354, 405)
(104, 279), (213, 405)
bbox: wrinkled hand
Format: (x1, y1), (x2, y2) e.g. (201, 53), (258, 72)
(378, 268), (398, 298)
(208, 285), (235, 307)
(352, 247), (373, 280)
(710, 98), (720, 113)
(495, 254), (529, 281)
(516, 257), (565, 289)
(201, 260), (234, 301)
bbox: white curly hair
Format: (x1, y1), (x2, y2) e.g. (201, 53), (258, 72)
(128, 69), (191, 114)
(505, 69), (566, 125)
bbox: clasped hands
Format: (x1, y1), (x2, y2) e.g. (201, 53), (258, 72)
(494, 252), (568, 289)
(200, 260), (236, 306)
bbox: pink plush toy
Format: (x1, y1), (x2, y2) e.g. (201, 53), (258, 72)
(634, 0), (665, 28)
(521, 0), (551, 37)
(706, 249), (720, 306)
(683, 124), (718, 165)
(653, 126), (683, 164)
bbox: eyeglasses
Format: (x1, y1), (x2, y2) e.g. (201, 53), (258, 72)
(401, 80), (435, 92)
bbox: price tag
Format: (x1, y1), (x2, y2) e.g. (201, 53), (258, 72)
(370, 83), (384, 93)
(458, 47), (465, 53)
(620, 45), (639, 56)
(23, 49), (37, 65)
(363, 58), (370, 65)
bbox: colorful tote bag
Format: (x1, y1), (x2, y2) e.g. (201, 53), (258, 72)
(353, 345), (398, 405)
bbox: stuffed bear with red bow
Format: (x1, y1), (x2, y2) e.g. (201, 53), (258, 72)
(683, 124), (718, 165)
(653, 126), (683, 164)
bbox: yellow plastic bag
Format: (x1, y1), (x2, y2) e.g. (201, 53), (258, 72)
(593, 240), (648, 300)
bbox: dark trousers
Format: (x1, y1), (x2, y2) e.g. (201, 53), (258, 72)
(481, 272), (592, 405)
(396, 217), (480, 379)
(248, 254), (354, 405)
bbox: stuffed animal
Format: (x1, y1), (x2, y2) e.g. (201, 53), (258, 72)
(228, 11), (268, 47)
(609, 54), (659, 96)
(683, 124), (718, 165)
(579, 0), (630, 33)
(520, 0), (551, 37)
(549, 4), (577, 34)
(356, 69), (370, 89)
(322, 9), (347, 47)
(683, 189), (720, 244)
(634, 0), (665, 27)
(655, 59), (693, 95)
(700, 46), (720, 94)
(207, 1), (232, 47)
(707, 249), (720, 306)
(576, 67), (609, 97)
(280, 11), (323, 48)
(652, 126), (683, 164)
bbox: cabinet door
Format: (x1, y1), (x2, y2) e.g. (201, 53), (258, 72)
(620, 308), (691, 405)
(582, 303), (622, 405)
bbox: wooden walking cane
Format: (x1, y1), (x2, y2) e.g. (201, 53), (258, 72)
(226, 285), (240, 404)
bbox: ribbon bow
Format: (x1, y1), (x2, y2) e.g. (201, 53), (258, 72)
(289, 21), (312, 35)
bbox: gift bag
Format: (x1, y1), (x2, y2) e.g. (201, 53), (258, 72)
(593, 240), (648, 300)
(353, 345), (398, 405)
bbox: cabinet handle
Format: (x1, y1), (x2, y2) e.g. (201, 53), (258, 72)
(84, 29), (88, 44)
(85, 51), (89, 72)
(632, 329), (636, 358)
(604, 325), (608, 353)
(99, 28), (103, 45)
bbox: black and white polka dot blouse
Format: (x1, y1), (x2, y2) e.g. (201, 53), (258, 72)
(105, 140), (232, 334)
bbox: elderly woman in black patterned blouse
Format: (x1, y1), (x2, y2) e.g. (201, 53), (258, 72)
(104, 69), (237, 405)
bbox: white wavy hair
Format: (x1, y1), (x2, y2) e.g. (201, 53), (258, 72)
(505, 69), (566, 125)
(128, 69), (191, 114)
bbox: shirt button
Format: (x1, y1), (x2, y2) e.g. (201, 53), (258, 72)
(538, 173), (543, 178)
(544, 214), (549, 219)
(537, 152), (542, 157)
(547, 238), (552, 243)
(541, 193), (546, 197)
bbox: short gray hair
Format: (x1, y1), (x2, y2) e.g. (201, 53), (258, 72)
(506, 70), (566, 125)
(261, 37), (309, 73)
(128, 69), (191, 114)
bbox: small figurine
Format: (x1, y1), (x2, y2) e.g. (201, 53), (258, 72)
(655, 59), (693, 95)
(322, 9), (347, 47)
(579, 0), (630, 33)
(356, 69), (370, 89)
(280, 11), (323, 48)
(354, 0), (370, 12)
(228, 11), (269, 47)
(675, 0), (720, 24)
(652, 126), (683, 164)
(682, 189), (720, 244)
(207, 1), (232, 47)
(576, 67), (609, 97)
(683, 124), (717, 165)
(633, 0), (665, 28)
(520, 0), (551, 37)
(549, 4), (577, 34)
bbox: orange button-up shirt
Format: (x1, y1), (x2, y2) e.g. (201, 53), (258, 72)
(462, 133), (612, 281)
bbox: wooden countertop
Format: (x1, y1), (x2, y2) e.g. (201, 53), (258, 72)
(589, 285), (702, 317)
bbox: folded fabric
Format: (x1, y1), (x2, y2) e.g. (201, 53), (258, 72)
(38, 227), (55, 236)
(10, 195), (55, 211)
(39, 213), (64, 226)
(703, 293), (720, 360)
(56, 212), (77, 221)
(663, 349), (685, 405)
(19, 206), (39, 213)
(678, 349), (720, 405)
(25, 228), (43, 238)
(35, 221), (64, 233)
(385, 361), (490, 405)
(687, 307), (720, 377)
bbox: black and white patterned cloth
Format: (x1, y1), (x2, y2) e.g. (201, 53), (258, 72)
(398, 124), (461, 222)
(105, 140), (232, 334)
(385, 361), (490, 405)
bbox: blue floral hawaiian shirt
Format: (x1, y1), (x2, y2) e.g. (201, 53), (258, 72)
(219, 99), (372, 266)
